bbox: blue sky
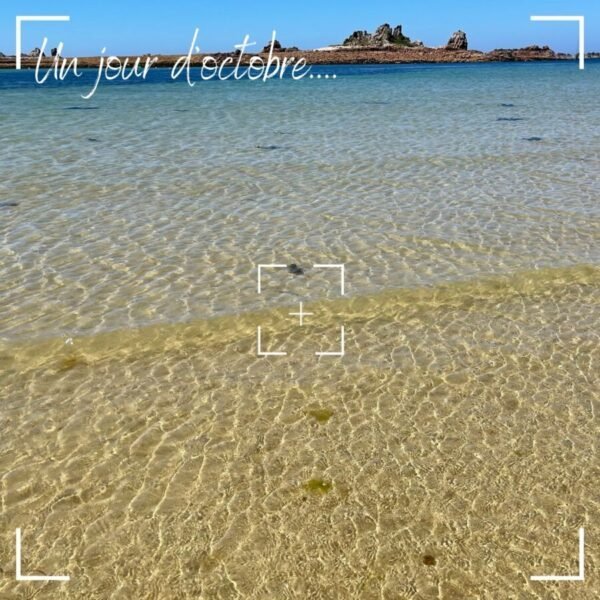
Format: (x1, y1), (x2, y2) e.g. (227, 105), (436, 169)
(0, 1), (598, 56)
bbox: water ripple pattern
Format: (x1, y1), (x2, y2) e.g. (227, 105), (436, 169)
(0, 63), (599, 598)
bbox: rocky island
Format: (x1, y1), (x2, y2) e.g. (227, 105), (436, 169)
(302, 23), (576, 64)
(341, 23), (419, 49)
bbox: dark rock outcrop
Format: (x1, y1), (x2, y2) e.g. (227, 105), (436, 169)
(343, 30), (371, 47)
(446, 30), (468, 50)
(262, 39), (282, 52)
(343, 23), (411, 48)
(287, 264), (304, 275)
(51, 47), (59, 57)
(488, 45), (556, 61)
(28, 48), (45, 58)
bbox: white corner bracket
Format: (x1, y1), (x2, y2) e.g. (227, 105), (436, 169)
(530, 527), (585, 582)
(16, 16), (70, 70)
(15, 528), (70, 582)
(530, 15), (585, 70)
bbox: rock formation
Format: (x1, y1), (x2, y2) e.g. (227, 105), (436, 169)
(446, 30), (468, 50)
(28, 48), (45, 57)
(260, 40), (300, 53)
(51, 47), (59, 57)
(343, 30), (370, 46)
(262, 39), (282, 52)
(488, 45), (556, 61)
(343, 23), (412, 48)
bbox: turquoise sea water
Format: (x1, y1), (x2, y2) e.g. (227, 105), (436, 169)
(1, 62), (599, 343)
(0, 62), (599, 599)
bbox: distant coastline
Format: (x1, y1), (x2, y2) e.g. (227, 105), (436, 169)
(2, 48), (598, 70)
(1, 20), (598, 69)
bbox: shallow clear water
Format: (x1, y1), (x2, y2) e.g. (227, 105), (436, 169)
(1, 63), (599, 342)
(0, 63), (599, 598)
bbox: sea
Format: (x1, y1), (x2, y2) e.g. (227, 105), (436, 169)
(0, 62), (598, 598)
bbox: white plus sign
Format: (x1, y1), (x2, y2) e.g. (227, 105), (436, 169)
(289, 302), (313, 326)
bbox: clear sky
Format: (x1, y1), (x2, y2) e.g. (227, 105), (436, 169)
(0, 1), (598, 56)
